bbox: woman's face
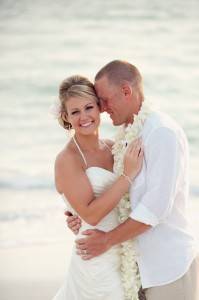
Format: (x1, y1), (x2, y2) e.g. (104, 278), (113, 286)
(65, 96), (100, 135)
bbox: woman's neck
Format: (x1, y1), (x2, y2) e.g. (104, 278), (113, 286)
(73, 132), (100, 152)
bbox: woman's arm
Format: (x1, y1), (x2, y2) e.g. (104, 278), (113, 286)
(55, 140), (143, 226)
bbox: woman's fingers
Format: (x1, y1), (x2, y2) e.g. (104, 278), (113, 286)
(137, 143), (143, 157)
(123, 138), (144, 179)
(138, 147), (144, 164)
(128, 138), (142, 157)
(139, 146), (144, 157)
(126, 138), (139, 152)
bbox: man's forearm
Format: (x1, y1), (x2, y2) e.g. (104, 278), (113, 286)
(106, 218), (151, 247)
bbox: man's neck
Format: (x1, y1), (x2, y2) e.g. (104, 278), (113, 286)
(124, 117), (134, 127)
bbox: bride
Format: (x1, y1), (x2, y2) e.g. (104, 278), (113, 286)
(52, 75), (143, 300)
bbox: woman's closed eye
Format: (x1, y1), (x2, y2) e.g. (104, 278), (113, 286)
(86, 105), (94, 110)
(70, 106), (94, 115)
(71, 110), (79, 115)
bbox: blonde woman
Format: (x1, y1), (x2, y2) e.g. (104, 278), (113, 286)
(53, 75), (143, 300)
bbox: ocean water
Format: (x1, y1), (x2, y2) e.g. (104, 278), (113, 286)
(0, 0), (199, 248)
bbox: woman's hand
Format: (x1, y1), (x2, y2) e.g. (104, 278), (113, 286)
(123, 138), (144, 180)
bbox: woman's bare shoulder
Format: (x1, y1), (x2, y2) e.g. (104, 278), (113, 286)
(55, 142), (78, 173)
(103, 138), (114, 150)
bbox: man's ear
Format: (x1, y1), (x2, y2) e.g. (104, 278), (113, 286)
(98, 98), (106, 113)
(122, 84), (132, 97)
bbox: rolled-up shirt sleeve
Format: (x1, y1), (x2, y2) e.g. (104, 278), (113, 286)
(130, 127), (180, 227)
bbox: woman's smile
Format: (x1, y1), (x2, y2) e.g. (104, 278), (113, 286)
(80, 121), (94, 128)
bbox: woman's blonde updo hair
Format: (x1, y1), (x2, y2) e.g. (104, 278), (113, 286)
(58, 75), (99, 130)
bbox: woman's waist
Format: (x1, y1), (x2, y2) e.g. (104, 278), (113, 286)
(79, 213), (119, 233)
(78, 222), (118, 234)
(71, 242), (121, 267)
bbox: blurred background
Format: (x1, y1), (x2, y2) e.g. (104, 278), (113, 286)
(0, 0), (199, 299)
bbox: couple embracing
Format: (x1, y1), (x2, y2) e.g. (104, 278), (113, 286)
(52, 60), (199, 300)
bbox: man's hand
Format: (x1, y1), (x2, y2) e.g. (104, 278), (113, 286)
(75, 229), (111, 260)
(65, 211), (82, 235)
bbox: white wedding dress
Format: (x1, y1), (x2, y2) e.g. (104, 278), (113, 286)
(53, 166), (124, 300)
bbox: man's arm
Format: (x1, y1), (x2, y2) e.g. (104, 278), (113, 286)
(76, 126), (181, 259)
(76, 218), (150, 260)
(107, 218), (150, 246)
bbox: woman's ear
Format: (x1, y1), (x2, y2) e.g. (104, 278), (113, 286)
(62, 111), (68, 123)
(61, 111), (72, 130)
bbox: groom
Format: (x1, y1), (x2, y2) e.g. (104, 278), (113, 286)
(66, 60), (199, 300)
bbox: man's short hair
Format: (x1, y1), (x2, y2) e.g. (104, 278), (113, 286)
(95, 60), (142, 87)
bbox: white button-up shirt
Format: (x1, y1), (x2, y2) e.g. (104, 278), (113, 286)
(130, 111), (198, 288)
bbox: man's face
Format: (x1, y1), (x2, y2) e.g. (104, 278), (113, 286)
(94, 76), (131, 126)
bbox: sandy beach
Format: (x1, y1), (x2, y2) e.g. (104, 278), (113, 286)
(1, 201), (199, 300)
(0, 234), (74, 300)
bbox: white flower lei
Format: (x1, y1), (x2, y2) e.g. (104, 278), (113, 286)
(112, 101), (152, 300)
